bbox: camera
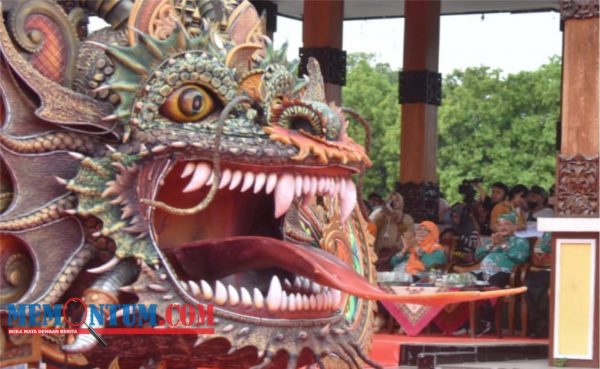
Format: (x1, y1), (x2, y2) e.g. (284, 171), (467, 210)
(458, 178), (482, 205)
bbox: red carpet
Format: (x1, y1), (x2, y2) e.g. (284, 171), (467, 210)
(368, 333), (549, 367)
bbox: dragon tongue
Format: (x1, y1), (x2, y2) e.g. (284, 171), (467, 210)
(173, 236), (528, 306)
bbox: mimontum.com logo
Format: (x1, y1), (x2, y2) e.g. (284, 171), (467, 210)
(5, 298), (215, 346)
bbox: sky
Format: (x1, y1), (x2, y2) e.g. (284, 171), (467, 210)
(273, 11), (563, 75)
(89, 10), (563, 76)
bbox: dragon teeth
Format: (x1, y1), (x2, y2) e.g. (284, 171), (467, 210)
(266, 275), (282, 313)
(240, 287), (252, 308)
(189, 280), (201, 297)
(181, 162), (195, 178)
(227, 284), (239, 306)
(274, 174), (295, 218)
(340, 179), (357, 222)
(214, 281), (228, 305)
(200, 280), (213, 300)
(253, 288), (264, 309)
(241, 171), (254, 192)
(183, 163), (211, 192)
(253, 172), (266, 193)
(229, 170), (243, 190)
(179, 162), (357, 221)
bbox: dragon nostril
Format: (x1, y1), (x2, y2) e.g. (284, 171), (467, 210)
(290, 117), (319, 136)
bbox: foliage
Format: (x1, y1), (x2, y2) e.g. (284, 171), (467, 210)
(438, 57), (561, 204)
(342, 53), (401, 197)
(341, 54), (560, 205)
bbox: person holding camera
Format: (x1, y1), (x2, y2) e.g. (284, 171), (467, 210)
(370, 192), (415, 270)
(390, 221), (447, 276)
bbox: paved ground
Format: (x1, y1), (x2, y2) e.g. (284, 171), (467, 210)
(385, 360), (599, 369)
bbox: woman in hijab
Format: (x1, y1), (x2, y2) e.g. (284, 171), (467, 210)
(390, 221), (447, 276)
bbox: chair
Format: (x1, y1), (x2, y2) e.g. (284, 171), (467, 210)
(518, 237), (551, 337)
(447, 258), (525, 338)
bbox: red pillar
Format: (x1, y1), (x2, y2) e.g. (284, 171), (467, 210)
(540, 2), (599, 367)
(397, 0), (441, 222)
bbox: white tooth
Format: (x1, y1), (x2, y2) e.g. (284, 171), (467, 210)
(309, 295), (317, 310)
(331, 289), (342, 309)
(204, 171), (214, 186)
(265, 173), (278, 194)
(181, 162), (196, 178)
(215, 281), (227, 305)
(274, 174), (295, 218)
(219, 169), (232, 189)
(253, 172), (266, 193)
(338, 177), (347, 196)
(227, 285), (239, 306)
(311, 281), (322, 294)
(309, 176), (318, 195)
(179, 280), (189, 292)
(301, 277), (310, 292)
(288, 293), (296, 311)
(317, 177), (326, 194)
(334, 178), (341, 195)
(323, 290), (331, 311)
(183, 163), (211, 192)
(302, 175), (311, 194)
(295, 175), (303, 197)
(280, 291), (288, 311)
(316, 294), (324, 310)
(241, 171), (255, 192)
(326, 177), (335, 195)
(240, 287), (252, 308)
(266, 276), (282, 312)
(201, 280), (213, 300)
(189, 280), (201, 297)
(293, 276), (302, 291)
(253, 288), (264, 309)
(302, 294), (310, 310)
(340, 179), (357, 222)
(283, 278), (292, 290)
(229, 170), (243, 190)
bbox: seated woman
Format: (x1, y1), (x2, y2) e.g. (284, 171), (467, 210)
(389, 221), (447, 278)
(475, 212), (530, 287)
(474, 212), (530, 335)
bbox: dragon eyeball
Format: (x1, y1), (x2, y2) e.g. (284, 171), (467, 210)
(159, 84), (216, 122)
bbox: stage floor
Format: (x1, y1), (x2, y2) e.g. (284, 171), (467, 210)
(369, 333), (550, 368)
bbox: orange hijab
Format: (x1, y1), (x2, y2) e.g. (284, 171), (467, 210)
(406, 221), (445, 275)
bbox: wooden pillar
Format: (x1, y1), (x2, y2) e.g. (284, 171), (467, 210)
(539, 1), (599, 367)
(396, 0), (441, 222)
(300, 0), (345, 105)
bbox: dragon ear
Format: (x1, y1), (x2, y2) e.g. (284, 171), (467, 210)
(227, 0), (263, 45)
(0, 14), (115, 134)
(303, 57), (327, 103)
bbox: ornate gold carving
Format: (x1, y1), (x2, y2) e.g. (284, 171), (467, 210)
(561, 0), (599, 19)
(557, 154), (599, 216)
(7, 0), (78, 86)
(0, 235), (33, 304)
(149, 0), (177, 40)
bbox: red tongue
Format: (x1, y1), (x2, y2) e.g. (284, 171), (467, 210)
(172, 236), (526, 305)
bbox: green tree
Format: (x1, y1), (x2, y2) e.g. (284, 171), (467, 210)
(438, 57), (561, 204)
(342, 53), (400, 197)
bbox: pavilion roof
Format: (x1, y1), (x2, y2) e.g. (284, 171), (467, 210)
(271, 0), (559, 20)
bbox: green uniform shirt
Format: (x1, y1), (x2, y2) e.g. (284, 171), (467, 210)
(390, 249), (447, 270)
(476, 235), (529, 272)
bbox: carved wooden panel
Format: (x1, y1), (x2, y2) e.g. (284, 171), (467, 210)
(556, 154), (599, 216)
(395, 181), (440, 223)
(561, 0), (599, 20)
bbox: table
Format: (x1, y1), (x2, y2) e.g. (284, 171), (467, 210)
(379, 284), (503, 337)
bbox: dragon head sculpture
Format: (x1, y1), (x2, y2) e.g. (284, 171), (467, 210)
(0, 1), (525, 368)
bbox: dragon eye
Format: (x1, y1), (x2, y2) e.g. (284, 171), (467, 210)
(159, 85), (216, 122)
